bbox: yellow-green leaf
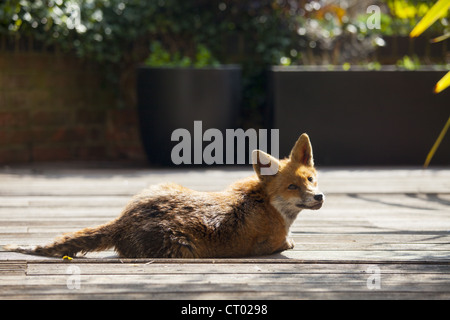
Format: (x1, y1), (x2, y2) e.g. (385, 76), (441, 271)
(424, 115), (450, 168)
(431, 32), (450, 43)
(434, 71), (450, 93)
(410, 0), (450, 38)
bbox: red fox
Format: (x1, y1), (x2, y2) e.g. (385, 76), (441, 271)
(5, 133), (324, 258)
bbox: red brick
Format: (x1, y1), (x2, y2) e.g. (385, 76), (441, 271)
(0, 146), (31, 163)
(51, 73), (79, 88)
(31, 110), (73, 126)
(108, 108), (139, 126)
(75, 145), (107, 160)
(108, 144), (146, 161)
(49, 128), (73, 143)
(30, 127), (84, 144)
(26, 90), (52, 107)
(0, 129), (31, 146)
(0, 51), (145, 163)
(106, 125), (141, 142)
(32, 145), (72, 162)
(1, 90), (32, 109)
(51, 55), (84, 73)
(0, 91), (5, 106)
(9, 53), (40, 71)
(76, 109), (106, 125)
(22, 54), (53, 73)
(3, 74), (32, 90)
(85, 126), (104, 142)
(0, 111), (29, 128)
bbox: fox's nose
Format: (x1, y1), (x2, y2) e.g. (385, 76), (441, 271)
(314, 193), (324, 202)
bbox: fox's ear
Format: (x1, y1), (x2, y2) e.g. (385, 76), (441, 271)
(252, 150), (279, 178)
(290, 133), (314, 166)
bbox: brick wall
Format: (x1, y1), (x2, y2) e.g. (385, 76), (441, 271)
(0, 51), (146, 164)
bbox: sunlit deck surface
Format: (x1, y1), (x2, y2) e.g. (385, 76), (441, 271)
(1, 164), (449, 299)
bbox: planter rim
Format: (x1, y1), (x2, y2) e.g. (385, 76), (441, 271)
(138, 64), (241, 71)
(270, 65), (449, 72)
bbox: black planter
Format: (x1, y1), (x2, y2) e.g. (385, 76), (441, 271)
(137, 66), (241, 166)
(269, 66), (450, 166)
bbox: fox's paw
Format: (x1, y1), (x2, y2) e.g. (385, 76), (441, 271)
(285, 238), (295, 250)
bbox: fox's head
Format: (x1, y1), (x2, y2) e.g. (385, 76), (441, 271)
(252, 133), (324, 225)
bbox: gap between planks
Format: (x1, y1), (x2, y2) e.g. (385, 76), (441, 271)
(3, 258), (450, 265)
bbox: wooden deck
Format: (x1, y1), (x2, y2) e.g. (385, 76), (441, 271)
(1, 165), (449, 299)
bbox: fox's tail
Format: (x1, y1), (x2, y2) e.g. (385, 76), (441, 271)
(4, 222), (116, 258)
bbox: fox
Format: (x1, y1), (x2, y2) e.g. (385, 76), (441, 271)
(5, 133), (324, 258)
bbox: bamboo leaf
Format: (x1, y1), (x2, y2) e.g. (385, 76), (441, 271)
(434, 71), (450, 93)
(431, 32), (450, 43)
(424, 115), (450, 168)
(410, 0), (450, 38)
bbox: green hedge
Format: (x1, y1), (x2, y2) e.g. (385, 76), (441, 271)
(1, 0), (446, 125)
(0, 1), (297, 123)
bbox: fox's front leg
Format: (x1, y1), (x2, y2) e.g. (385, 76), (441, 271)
(273, 237), (295, 253)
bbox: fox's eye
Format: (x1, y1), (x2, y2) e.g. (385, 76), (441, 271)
(288, 184), (298, 190)
(307, 177), (314, 182)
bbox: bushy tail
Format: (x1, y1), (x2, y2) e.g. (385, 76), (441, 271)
(4, 222), (116, 258)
